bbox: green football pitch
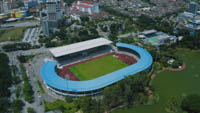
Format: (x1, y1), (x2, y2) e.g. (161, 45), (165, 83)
(69, 55), (128, 81)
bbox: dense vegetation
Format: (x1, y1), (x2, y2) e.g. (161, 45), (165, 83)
(44, 73), (150, 113)
(20, 64), (34, 103)
(103, 73), (150, 110)
(175, 29), (200, 50)
(2, 43), (31, 52)
(181, 94), (200, 113)
(64, 0), (76, 6)
(40, 18), (100, 47)
(114, 50), (200, 113)
(27, 107), (36, 113)
(0, 52), (12, 113)
(17, 55), (35, 63)
(100, 6), (130, 18)
(11, 99), (25, 113)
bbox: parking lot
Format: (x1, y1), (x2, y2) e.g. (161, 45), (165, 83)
(22, 28), (40, 45)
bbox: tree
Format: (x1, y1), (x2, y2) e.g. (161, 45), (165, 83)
(2, 43), (31, 52)
(0, 53), (12, 113)
(0, 98), (10, 113)
(65, 96), (73, 103)
(181, 94), (200, 113)
(120, 36), (135, 44)
(11, 99), (25, 113)
(166, 97), (179, 113)
(108, 33), (118, 42)
(103, 74), (149, 110)
(13, 75), (21, 85)
(27, 107), (36, 113)
(74, 97), (97, 113)
(80, 16), (89, 22)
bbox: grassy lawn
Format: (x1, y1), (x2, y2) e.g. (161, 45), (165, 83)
(113, 50), (200, 113)
(69, 55), (128, 81)
(0, 27), (27, 42)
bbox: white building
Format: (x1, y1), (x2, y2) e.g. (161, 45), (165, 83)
(72, 0), (99, 15)
(2, 2), (11, 13)
(47, 0), (62, 22)
(41, 0), (63, 36)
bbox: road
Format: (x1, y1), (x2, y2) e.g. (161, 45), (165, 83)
(10, 47), (49, 56)
(31, 54), (64, 101)
(1, 22), (40, 28)
(4, 47), (51, 113)
(23, 63), (44, 113)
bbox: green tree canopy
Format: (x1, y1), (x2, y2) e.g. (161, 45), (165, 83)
(181, 94), (200, 113)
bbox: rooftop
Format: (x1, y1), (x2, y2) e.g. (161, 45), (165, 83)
(49, 38), (112, 57)
(142, 29), (157, 35)
(47, 0), (60, 3)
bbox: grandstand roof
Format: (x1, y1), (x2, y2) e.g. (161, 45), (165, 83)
(41, 43), (153, 93)
(49, 38), (112, 57)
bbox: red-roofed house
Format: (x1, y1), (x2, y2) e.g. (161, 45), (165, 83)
(72, 0), (99, 15)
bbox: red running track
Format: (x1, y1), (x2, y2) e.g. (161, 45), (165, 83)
(59, 52), (137, 81)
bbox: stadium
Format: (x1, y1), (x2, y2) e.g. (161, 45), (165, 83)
(40, 38), (153, 96)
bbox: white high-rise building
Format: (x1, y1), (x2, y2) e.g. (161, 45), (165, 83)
(47, 0), (62, 21)
(41, 0), (63, 36)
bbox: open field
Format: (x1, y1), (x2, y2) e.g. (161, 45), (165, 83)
(69, 55), (128, 81)
(113, 50), (200, 113)
(0, 27), (27, 42)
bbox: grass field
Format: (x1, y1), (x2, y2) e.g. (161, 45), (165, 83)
(113, 50), (200, 113)
(0, 27), (27, 42)
(69, 55), (128, 81)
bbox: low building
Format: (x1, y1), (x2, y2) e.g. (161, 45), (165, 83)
(179, 12), (200, 31)
(0, 13), (8, 24)
(10, 9), (29, 18)
(71, 0), (99, 15)
(138, 29), (177, 46)
(185, 15), (200, 30)
(24, 0), (38, 9)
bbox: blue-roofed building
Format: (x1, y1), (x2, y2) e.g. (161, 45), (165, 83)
(24, 0), (38, 9)
(138, 29), (177, 46)
(40, 41), (153, 97)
